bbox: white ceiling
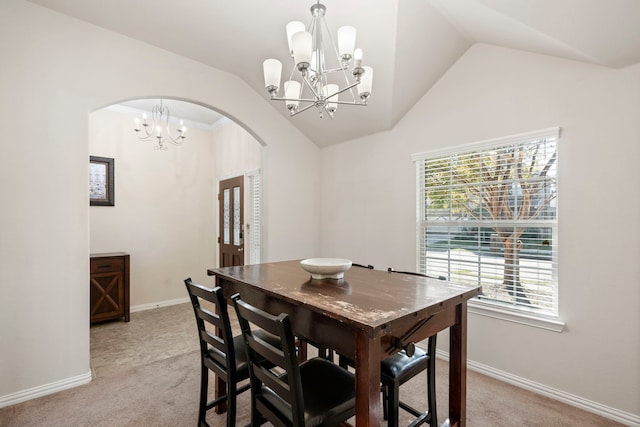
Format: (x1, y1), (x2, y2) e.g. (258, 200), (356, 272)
(28, 0), (640, 147)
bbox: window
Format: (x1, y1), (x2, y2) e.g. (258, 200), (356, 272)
(413, 128), (560, 321)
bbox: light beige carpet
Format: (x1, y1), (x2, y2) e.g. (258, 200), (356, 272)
(0, 303), (623, 427)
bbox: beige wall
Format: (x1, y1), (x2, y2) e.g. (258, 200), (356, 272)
(0, 0), (320, 404)
(320, 44), (640, 418)
(213, 118), (263, 178)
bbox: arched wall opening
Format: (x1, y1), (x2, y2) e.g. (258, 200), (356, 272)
(89, 96), (266, 309)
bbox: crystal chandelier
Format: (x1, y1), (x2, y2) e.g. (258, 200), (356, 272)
(133, 99), (187, 150)
(262, 1), (373, 119)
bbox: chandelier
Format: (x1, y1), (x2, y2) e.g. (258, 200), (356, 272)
(262, 1), (373, 119)
(133, 99), (187, 150)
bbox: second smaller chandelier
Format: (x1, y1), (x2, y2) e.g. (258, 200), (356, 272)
(262, 1), (373, 119)
(133, 99), (187, 150)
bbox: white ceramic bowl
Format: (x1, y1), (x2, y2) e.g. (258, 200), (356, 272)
(300, 258), (352, 280)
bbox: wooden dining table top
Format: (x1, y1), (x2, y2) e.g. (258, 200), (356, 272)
(207, 259), (481, 337)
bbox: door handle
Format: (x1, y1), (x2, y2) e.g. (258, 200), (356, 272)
(238, 247), (244, 252)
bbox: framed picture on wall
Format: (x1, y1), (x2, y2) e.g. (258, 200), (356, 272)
(89, 156), (115, 206)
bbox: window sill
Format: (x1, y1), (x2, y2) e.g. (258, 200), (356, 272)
(468, 299), (565, 332)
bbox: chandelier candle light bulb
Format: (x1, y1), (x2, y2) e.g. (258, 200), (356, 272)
(354, 48), (363, 67)
(292, 31), (313, 70)
(286, 21), (306, 54)
(263, 59), (282, 96)
(284, 80), (301, 111)
(261, 1), (373, 119)
(337, 26), (356, 61)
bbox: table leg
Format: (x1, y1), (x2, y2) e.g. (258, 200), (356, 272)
(447, 302), (468, 427)
(297, 338), (308, 362)
(214, 376), (227, 414)
(354, 330), (381, 427)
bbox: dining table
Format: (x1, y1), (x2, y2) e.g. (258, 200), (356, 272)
(207, 260), (481, 427)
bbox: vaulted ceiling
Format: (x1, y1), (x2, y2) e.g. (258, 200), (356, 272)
(28, 0), (640, 147)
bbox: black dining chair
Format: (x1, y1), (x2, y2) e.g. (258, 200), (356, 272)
(337, 268), (441, 427)
(380, 333), (438, 427)
(232, 293), (356, 427)
(184, 278), (280, 427)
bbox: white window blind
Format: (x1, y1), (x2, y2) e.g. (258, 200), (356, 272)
(413, 128), (559, 316)
(247, 170), (262, 265)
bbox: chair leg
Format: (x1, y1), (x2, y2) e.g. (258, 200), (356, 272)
(382, 385), (389, 420)
(427, 337), (438, 427)
(226, 382), (236, 427)
(427, 364), (437, 427)
(250, 397), (262, 427)
(387, 380), (400, 427)
(199, 364), (208, 426)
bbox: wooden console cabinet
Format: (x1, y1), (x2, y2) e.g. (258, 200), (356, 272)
(90, 252), (130, 324)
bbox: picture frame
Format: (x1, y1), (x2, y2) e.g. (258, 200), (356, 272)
(89, 156), (115, 206)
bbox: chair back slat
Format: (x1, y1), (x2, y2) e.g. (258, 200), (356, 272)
(253, 363), (294, 403)
(200, 329), (226, 354)
(245, 331), (288, 367)
(195, 305), (224, 329)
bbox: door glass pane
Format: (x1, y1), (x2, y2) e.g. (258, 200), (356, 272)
(233, 186), (241, 245)
(223, 188), (230, 244)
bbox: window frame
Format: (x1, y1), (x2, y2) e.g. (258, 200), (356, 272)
(412, 127), (564, 332)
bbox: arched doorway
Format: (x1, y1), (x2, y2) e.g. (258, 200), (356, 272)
(88, 97), (264, 376)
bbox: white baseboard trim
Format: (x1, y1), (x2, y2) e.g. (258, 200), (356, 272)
(0, 370), (92, 409)
(130, 296), (190, 313)
(435, 349), (640, 426)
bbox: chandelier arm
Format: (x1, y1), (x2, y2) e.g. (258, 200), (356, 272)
(290, 102), (317, 117)
(163, 122), (185, 144)
(156, 124), (185, 145)
(321, 66), (349, 73)
(136, 126), (154, 141)
(269, 97), (315, 104)
(164, 135), (186, 145)
(160, 105), (186, 144)
(332, 100), (368, 106)
(319, 67), (359, 103)
(325, 80), (360, 99)
(300, 74), (321, 99)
